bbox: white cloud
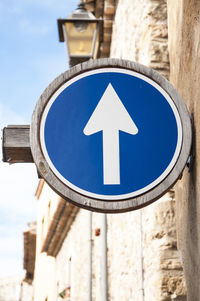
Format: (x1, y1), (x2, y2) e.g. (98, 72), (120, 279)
(0, 257), (24, 278)
(0, 163), (38, 215)
(0, 103), (25, 127)
(0, 103), (38, 278)
(0, 235), (22, 256)
(0, 102), (27, 159)
(30, 52), (68, 85)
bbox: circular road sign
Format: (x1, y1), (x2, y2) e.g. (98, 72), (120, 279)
(30, 58), (192, 213)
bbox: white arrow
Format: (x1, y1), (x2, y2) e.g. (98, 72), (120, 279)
(83, 83), (138, 185)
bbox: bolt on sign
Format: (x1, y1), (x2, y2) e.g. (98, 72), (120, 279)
(30, 58), (192, 213)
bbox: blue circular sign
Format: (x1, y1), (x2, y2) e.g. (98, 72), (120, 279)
(40, 68), (182, 200)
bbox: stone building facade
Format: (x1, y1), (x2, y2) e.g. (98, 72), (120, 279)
(0, 276), (22, 301)
(31, 1), (190, 301)
(168, 1), (200, 300)
(0, 274), (33, 301)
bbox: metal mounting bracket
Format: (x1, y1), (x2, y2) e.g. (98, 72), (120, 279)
(187, 113), (194, 172)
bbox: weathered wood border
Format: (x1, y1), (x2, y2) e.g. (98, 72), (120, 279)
(30, 58), (192, 213)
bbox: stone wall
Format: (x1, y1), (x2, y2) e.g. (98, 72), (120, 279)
(142, 194), (186, 301)
(105, 194), (186, 301)
(0, 275), (33, 301)
(167, 0), (200, 300)
(55, 195), (186, 300)
(111, 0), (169, 78)
(20, 281), (34, 301)
(56, 210), (91, 301)
(34, 183), (61, 301)
(107, 212), (142, 301)
(109, 0), (186, 300)
(0, 276), (21, 301)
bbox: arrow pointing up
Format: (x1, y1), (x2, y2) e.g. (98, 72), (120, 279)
(83, 83), (138, 185)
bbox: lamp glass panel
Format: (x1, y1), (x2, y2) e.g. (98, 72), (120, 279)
(65, 22), (96, 56)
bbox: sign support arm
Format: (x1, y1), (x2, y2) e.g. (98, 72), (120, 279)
(2, 125), (33, 163)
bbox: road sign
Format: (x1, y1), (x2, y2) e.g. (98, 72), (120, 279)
(30, 58), (192, 213)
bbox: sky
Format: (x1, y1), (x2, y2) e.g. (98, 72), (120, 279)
(0, 0), (77, 278)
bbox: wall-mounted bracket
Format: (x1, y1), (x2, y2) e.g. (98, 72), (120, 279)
(187, 113), (195, 173)
(2, 125), (33, 163)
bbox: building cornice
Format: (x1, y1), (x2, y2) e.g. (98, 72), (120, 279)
(84, 0), (116, 58)
(23, 222), (36, 283)
(35, 179), (45, 200)
(41, 199), (79, 257)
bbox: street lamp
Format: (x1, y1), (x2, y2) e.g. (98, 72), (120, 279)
(57, 0), (102, 67)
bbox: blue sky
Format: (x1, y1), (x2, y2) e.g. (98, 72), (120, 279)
(0, 0), (77, 278)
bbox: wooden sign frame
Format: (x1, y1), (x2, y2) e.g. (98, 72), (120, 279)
(30, 58), (192, 213)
